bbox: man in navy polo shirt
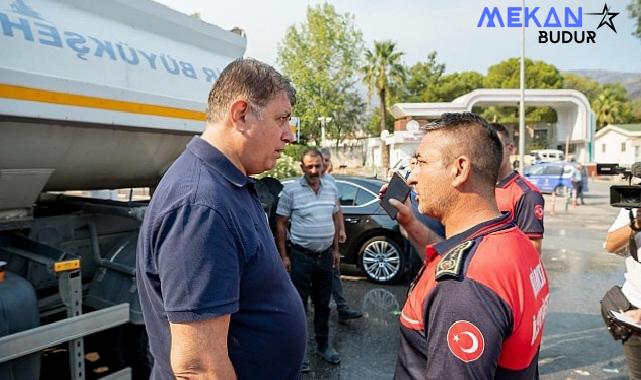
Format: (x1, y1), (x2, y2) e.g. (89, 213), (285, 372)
(385, 113), (549, 379)
(136, 58), (306, 380)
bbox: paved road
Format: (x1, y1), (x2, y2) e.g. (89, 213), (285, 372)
(304, 179), (632, 379)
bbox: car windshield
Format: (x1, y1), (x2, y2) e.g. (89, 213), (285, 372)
(528, 165), (546, 175)
(542, 166), (563, 176)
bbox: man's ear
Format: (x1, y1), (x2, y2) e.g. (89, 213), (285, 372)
(229, 99), (250, 131)
(451, 156), (471, 188)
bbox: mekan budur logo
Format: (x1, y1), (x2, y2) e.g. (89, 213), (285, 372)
(477, 4), (619, 44)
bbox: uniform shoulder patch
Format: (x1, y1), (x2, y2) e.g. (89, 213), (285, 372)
(435, 240), (474, 281)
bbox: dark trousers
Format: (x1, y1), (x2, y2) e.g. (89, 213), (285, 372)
(332, 267), (348, 312)
(290, 245), (333, 347)
(624, 334), (641, 380)
(572, 181), (584, 204)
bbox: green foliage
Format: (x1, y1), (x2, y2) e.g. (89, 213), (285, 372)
(630, 98), (641, 121)
(360, 40), (406, 168)
(283, 144), (310, 162)
(485, 58), (563, 89)
(277, 3), (365, 144)
(430, 72), (485, 102)
(404, 51), (445, 102)
(562, 73), (639, 128)
(360, 40), (407, 131)
(479, 58), (563, 124)
(256, 155), (301, 180)
(562, 73), (603, 101)
(365, 109), (396, 136)
(630, 0), (641, 40)
(592, 87), (629, 128)
(481, 106), (557, 125)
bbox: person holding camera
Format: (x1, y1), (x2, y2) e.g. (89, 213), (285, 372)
(605, 209), (641, 379)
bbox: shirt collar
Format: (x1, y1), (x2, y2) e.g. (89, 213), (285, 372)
(496, 170), (520, 188)
(298, 176), (326, 188)
(430, 212), (513, 257)
(187, 136), (249, 188)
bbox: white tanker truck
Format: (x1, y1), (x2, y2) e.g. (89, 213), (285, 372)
(0, 0), (246, 378)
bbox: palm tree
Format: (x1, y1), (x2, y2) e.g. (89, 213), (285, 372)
(593, 89), (623, 129)
(361, 41), (406, 171)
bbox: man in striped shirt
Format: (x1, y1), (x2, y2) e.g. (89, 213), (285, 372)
(276, 148), (342, 371)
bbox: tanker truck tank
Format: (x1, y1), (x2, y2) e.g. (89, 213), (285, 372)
(0, 0), (247, 192)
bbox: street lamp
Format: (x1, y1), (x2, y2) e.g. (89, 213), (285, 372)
(318, 116), (332, 146)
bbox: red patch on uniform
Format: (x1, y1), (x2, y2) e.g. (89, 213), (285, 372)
(534, 204), (544, 220)
(447, 320), (485, 362)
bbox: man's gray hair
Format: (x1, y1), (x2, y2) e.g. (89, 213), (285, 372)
(206, 58), (296, 122)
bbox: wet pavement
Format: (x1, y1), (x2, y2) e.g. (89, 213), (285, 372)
(304, 179), (632, 379)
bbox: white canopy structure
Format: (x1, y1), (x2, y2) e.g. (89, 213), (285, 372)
(390, 89), (596, 163)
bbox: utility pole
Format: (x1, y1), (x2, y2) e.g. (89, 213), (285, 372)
(518, 0), (526, 173)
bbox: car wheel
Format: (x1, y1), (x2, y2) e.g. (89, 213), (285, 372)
(358, 236), (404, 284)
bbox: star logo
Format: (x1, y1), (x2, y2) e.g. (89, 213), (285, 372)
(586, 4), (619, 33)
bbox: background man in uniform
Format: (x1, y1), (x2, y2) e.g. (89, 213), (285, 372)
(319, 146), (363, 323)
(386, 113), (549, 379)
(136, 58), (307, 380)
(492, 123), (545, 255)
(276, 148), (342, 371)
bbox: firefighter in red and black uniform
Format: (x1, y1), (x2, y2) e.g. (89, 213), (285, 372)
(492, 123), (545, 255)
(386, 113), (549, 379)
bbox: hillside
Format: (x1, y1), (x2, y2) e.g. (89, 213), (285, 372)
(564, 69), (641, 99)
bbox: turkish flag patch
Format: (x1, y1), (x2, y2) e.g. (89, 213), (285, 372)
(534, 204), (544, 220)
(447, 320), (485, 362)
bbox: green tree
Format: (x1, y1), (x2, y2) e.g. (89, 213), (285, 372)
(630, 0), (641, 40)
(563, 73), (639, 126)
(562, 73), (603, 102)
(430, 71), (484, 102)
(593, 87), (629, 128)
(630, 98), (641, 121)
(485, 57), (563, 89)
(277, 3), (364, 144)
(405, 51), (445, 102)
(361, 40), (406, 169)
(325, 90), (366, 146)
(483, 58), (563, 124)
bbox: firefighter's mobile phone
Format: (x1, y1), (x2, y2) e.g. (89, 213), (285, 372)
(380, 171), (411, 220)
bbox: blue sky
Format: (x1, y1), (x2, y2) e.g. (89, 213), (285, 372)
(157, 0), (641, 75)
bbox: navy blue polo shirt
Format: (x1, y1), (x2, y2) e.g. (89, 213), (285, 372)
(136, 136), (307, 380)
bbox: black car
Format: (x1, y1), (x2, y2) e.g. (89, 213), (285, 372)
(279, 176), (416, 284)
